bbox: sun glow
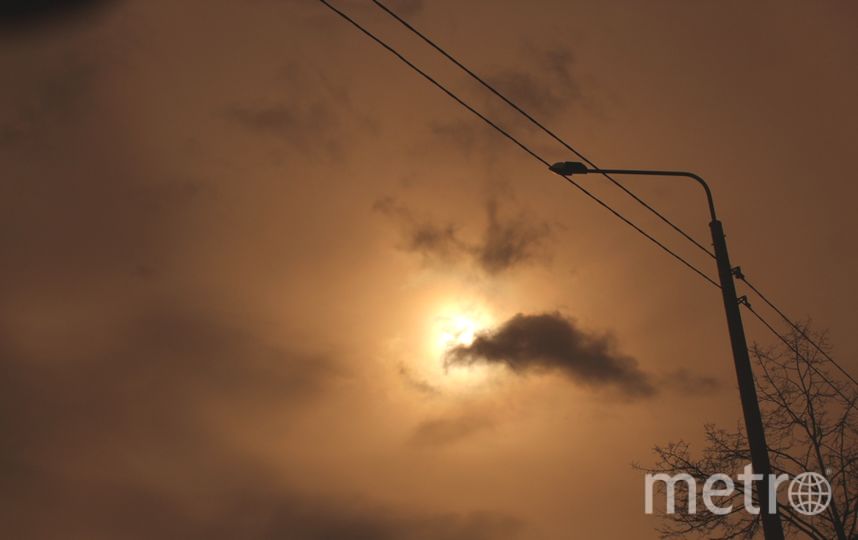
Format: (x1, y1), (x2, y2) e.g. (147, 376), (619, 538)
(435, 313), (480, 351)
(422, 302), (497, 389)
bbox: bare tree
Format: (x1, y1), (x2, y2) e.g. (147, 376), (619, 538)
(637, 325), (858, 539)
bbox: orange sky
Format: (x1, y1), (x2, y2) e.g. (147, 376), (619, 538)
(2, 1), (858, 538)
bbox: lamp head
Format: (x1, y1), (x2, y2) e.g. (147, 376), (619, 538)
(549, 161), (589, 175)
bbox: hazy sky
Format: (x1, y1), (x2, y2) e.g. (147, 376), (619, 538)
(3, 1), (857, 538)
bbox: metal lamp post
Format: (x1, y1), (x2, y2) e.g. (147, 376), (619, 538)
(549, 161), (785, 540)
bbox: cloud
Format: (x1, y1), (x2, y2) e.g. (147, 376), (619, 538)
(411, 414), (495, 447)
(0, 59), (99, 150)
(80, 490), (524, 540)
(221, 60), (367, 155)
(373, 196), (468, 263)
(382, 0), (424, 18)
(226, 101), (336, 151)
(374, 197), (550, 274)
(0, 149), (517, 536)
(1, 306), (522, 539)
(398, 364), (441, 396)
(0, 0), (116, 32)
(486, 47), (582, 117)
(659, 368), (721, 395)
(475, 199), (550, 274)
(429, 120), (478, 154)
(227, 499), (524, 540)
(0, 306), (523, 539)
(0, 309), (338, 537)
(0, 307), (346, 468)
(445, 312), (656, 398)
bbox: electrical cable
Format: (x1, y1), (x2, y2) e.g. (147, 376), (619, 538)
(740, 276), (858, 388)
(743, 303), (854, 402)
(370, 0), (716, 260)
(367, 0), (858, 392)
(317, 0), (720, 289)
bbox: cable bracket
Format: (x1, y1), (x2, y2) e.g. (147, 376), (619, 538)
(737, 295), (751, 308)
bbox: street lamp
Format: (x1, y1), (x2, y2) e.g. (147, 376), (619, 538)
(550, 162), (785, 540)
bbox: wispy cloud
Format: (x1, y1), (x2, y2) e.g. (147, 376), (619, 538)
(659, 368), (721, 395)
(374, 197), (551, 275)
(411, 414), (495, 447)
(486, 46), (582, 117)
(225, 100), (337, 151)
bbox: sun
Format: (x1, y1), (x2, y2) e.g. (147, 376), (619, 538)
(435, 312), (480, 351)
(421, 301), (496, 389)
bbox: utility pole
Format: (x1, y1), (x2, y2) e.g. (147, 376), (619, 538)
(549, 162), (785, 540)
(710, 219), (785, 540)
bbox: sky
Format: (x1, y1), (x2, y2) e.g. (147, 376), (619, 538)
(2, 1), (857, 538)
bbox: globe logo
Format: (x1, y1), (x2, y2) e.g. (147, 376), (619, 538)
(788, 472), (832, 516)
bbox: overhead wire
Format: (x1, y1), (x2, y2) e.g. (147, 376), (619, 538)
(370, 0), (716, 260)
(319, 0), (858, 392)
(317, 0), (720, 289)
(367, 0), (858, 392)
(739, 276), (858, 388)
(742, 303), (854, 402)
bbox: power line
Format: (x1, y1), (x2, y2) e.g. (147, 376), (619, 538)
(370, 0), (716, 260)
(743, 303), (854, 403)
(324, 0), (857, 394)
(739, 275), (858, 388)
(368, 0), (858, 394)
(321, 0), (858, 404)
(317, 0), (720, 289)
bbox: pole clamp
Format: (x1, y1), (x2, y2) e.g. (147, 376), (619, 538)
(731, 266), (745, 280)
(737, 295), (751, 308)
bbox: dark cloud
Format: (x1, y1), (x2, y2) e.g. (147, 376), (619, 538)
(430, 120), (478, 154)
(476, 199), (550, 274)
(0, 163), (207, 294)
(445, 312), (656, 398)
(398, 364), (441, 396)
(374, 196), (469, 263)
(6, 449), (524, 539)
(301, 507), (521, 540)
(660, 368), (722, 395)
(0, 307), (326, 539)
(374, 197), (550, 274)
(0, 0), (115, 31)
(223, 62), (371, 155)
(54, 489), (524, 540)
(210, 498), (524, 540)
(0, 306), (345, 470)
(1, 304), (475, 539)
(411, 414), (495, 447)
(226, 101), (336, 151)
(486, 47), (582, 117)
(0, 46), (173, 295)
(382, 0), (424, 18)
(0, 59), (99, 150)
(1, 304), (522, 539)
